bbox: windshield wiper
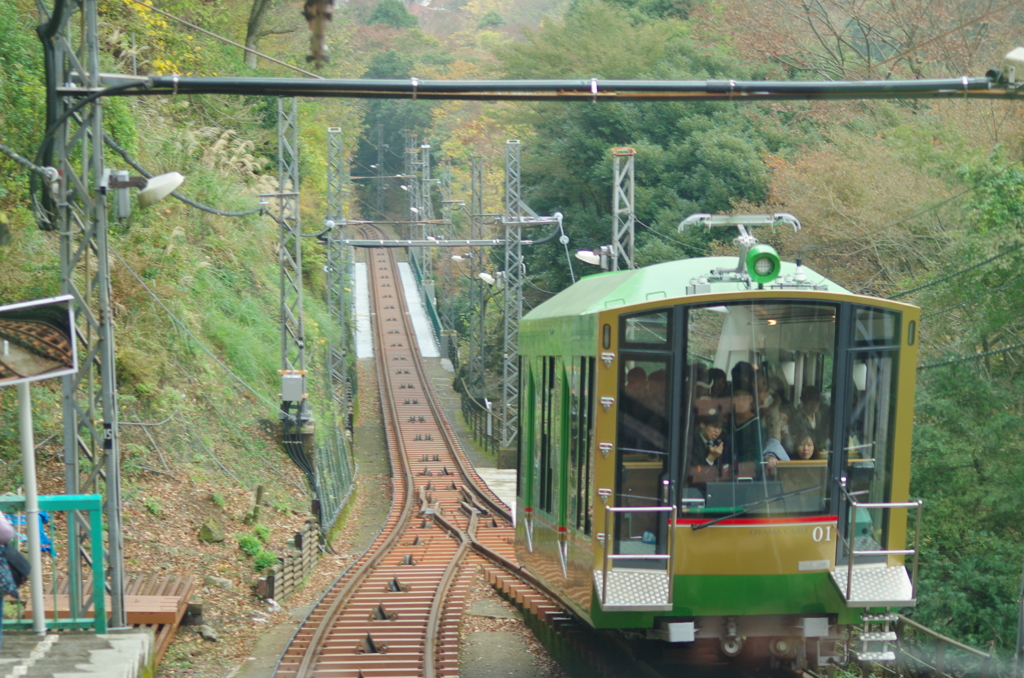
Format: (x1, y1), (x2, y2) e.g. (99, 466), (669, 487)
(691, 484), (824, 531)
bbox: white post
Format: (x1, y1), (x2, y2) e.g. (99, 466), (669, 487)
(17, 381), (46, 635)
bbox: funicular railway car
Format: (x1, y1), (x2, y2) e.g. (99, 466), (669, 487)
(515, 215), (922, 671)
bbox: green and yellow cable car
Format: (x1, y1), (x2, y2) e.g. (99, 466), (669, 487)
(516, 216), (921, 670)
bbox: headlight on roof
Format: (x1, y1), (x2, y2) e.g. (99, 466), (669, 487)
(746, 243), (781, 285)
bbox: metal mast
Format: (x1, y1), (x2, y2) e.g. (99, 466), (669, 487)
(278, 98), (309, 421)
(611, 147), (636, 271)
(405, 133), (421, 269)
(500, 140), (526, 449)
(468, 155), (486, 399)
(420, 143), (434, 280)
(375, 123), (385, 219)
(325, 127), (347, 410)
(48, 0), (126, 627)
(439, 156), (455, 333)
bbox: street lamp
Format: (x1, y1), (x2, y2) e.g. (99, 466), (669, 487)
(575, 245), (611, 270)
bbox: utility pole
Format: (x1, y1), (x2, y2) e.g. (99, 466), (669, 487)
(611, 147), (636, 271)
(46, 0), (126, 627)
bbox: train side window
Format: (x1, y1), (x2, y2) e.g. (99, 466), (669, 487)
(568, 356), (595, 534)
(538, 357), (557, 515)
(583, 357), (595, 535)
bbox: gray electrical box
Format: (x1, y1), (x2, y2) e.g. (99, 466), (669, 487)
(281, 373), (305, 402)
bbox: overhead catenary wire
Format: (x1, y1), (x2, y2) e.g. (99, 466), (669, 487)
(921, 272), (1024, 320)
(888, 242), (1024, 299)
(918, 339), (1024, 371)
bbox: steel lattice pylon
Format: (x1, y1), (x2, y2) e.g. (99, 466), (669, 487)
(612, 147), (636, 271)
(42, 0), (127, 627)
(439, 157), (455, 333)
(405, 133), (421, 269)
(325, 127), (347, 409)
(278, 98), (309, 419)
(500, 140), (527, 449)
(468, 155), (486, 399)
(420, 143), (434, 280)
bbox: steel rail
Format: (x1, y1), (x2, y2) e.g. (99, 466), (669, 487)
(287, 227), (419, 678)
(276, 227), (563, 678)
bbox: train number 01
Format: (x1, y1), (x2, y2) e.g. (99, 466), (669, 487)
(812, 526), (833, 542)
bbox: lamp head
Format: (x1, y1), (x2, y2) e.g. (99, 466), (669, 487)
(574, 250), (602, 266)
(138, 172), (184, 208)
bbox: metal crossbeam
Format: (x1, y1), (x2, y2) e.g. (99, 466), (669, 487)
(44, 0), (127, 627)
(612, 147), (636, 271)
(278, 98), (309, 419)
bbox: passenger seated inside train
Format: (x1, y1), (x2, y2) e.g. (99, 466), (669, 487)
(794, 384), (830, 450)
(619, 366), (667, 452)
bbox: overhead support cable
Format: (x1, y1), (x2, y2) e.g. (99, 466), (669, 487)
(101, 75), (1003, 102)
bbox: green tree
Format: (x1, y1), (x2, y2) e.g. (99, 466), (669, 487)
(495, 0), (816, 291)
(477, 10), (505, 28)
(367, 0), (418, 29)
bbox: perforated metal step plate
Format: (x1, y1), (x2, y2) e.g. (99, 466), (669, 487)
(831, 563), (915, 607)
(594, 568), (673, 612)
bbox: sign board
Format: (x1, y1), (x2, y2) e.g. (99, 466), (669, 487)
(0, 294), (78, 386)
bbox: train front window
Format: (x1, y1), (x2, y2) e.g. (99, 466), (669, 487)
(680, 301), (839, 516)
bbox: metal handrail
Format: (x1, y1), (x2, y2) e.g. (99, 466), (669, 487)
(839, 481), (923, 602)
(0, 494), (106, 633)
(601, 504), (677, 608)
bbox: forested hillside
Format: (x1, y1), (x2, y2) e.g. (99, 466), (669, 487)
(2, 0), (1023, 668)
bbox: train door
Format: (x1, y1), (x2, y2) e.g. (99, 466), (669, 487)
(613, 308), (674, 567)
(833, 306), (901, 563)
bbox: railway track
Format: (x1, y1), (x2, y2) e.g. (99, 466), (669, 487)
(274, 227), (552, 678)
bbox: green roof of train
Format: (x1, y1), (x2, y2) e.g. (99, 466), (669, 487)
(523, 256), (851, 321)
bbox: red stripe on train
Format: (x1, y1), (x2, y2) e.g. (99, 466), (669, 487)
(673, 515), (838, 526)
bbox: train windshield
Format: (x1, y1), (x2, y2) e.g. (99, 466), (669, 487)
(681, 301), (839, 517)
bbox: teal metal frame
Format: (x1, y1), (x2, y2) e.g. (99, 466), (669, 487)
(0, 494), (107, 633)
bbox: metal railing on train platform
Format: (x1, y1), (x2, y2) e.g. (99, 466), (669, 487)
(0, 494), (107, 633)
(458, 379), (498, 458)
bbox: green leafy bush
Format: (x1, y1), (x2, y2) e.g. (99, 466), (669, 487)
(237, 533), (262, 557)
(253, 523), (270, 544)
(252, 551), (278, 572)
